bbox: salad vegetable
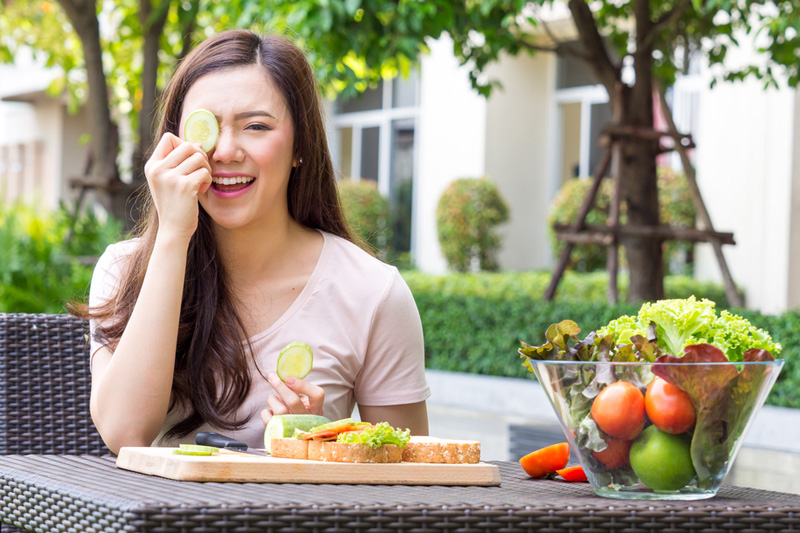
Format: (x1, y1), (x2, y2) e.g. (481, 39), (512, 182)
(519, 442), (570, 478)
(518, 297), (782, 491)
(597, 296), (780, 361)
(336, 422), (411, 449)
(556, 465), (588, 482)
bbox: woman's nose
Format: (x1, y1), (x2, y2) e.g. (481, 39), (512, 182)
(210, 128), (243, 163)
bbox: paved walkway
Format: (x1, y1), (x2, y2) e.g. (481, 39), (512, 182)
(425, 370), (800, 495)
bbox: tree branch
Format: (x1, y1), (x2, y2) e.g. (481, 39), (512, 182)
(518, 38), (589, 61)
(567, 0), (620, 98)
(640, 0), (693, 52)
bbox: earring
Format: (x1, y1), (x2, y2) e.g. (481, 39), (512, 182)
(299, 158), (304, 165)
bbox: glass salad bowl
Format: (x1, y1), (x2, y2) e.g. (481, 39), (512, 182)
(528, 355), (784, 500)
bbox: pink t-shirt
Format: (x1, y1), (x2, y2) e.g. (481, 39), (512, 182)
(89, 231), (430, 448)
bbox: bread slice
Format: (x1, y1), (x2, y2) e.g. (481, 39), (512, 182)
(308, 441), (402, 463)
(269, 437), (310, 460)
(401, 436), (481, 464)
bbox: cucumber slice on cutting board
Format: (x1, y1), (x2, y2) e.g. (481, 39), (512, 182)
(183, 109), (219, 152)
(264, 414), (331, 454)
(276, 341), (313, 381)
(173, 443), (219, 456)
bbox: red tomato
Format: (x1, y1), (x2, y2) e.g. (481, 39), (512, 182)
(591, 381), (645, 440)
(591, 436), (631, 470)
(645, 377), (696, 434)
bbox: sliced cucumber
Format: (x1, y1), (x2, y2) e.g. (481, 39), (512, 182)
(264, 414), (331, 453)
(183, 109), (219, 152)
(276, 341), (313, 381)
(173, 443), (219, 456)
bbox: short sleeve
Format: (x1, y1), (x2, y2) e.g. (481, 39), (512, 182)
(87, 242), (133, 365)
(353, 269), (430, 406)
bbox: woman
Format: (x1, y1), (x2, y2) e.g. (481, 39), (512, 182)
(74, 30), (430, 454)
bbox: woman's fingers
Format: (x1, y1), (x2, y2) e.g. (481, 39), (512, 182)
(266, 373), (325, 416)
(156, 143), (209, 177)
(259, 407), (274, 427)
(146, 132), (182, 171)
(143, 133), (213, 239)
(266, 394), (289, 415)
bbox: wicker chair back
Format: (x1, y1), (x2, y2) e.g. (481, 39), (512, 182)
(0, 313), (109, 456)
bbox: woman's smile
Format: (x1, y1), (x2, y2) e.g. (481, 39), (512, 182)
(210, 173), (256, 198)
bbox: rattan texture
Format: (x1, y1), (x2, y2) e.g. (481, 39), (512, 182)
(2, 456), (800, 533)
(0, 313), (108, 456)
(0, 314), (111, 533)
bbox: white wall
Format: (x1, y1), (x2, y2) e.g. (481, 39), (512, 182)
(694, 79), (796, 313)
(788, 89), (800, 312)
(414, 35), (487, 273)
(484, 51), (556, 270)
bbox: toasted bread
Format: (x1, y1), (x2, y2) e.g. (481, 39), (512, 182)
(308, 441), (402, 463)
(269, 437), (309, 460)
(401, 436), (481, 464)
(269, 438), (402, 463)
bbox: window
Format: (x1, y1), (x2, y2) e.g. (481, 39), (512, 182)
(332, 73), (419, 255)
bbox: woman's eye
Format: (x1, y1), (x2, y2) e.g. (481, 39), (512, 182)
(246, 123), (270, 131)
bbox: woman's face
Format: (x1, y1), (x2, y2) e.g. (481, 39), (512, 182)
(179, 64), (297, 232)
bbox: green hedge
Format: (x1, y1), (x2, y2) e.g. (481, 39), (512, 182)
(403, 270), (800, 409)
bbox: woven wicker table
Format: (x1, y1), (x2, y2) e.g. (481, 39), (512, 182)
(1, 455), (800, 532)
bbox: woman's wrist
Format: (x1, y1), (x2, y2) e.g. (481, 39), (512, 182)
(153, 228), (194, 252)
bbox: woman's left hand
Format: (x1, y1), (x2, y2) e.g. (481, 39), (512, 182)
(261, 373), (325, 425)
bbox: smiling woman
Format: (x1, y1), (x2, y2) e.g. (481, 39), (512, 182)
(69, 30), (430, 454)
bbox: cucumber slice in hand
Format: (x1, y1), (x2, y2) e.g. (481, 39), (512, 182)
(183, 109), (219, 152)
(276, 341), (313, 381)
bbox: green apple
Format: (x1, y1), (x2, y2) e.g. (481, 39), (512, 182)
(629, 425), (695, 491)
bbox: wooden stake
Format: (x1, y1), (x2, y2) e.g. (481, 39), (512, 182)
(606, 84), (623, 303)
(544, 148), (613, 301)
(655, 83), (744, 308)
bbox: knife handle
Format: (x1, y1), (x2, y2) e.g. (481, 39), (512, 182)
(196, 431), (248, 451)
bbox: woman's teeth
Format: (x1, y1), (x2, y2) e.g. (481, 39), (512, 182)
(212, 176), (255, 185)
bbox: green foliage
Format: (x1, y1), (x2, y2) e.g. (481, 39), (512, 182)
(548, 168), (697, 273)
(402, 270), (800, 408)
(338, 179), (391, 255)
(0, 202), (123, 313)
(436, 177), (509, 272)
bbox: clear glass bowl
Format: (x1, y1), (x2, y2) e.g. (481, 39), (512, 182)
(530, 359), (785, 500)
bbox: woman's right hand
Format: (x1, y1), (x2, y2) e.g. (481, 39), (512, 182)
(144, 132), (213, 241)
(260, 373), (325, 426)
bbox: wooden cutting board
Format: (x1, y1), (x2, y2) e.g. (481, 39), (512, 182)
(116, 447), (501, 486)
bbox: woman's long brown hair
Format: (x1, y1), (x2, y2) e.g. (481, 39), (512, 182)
(72, 30), (355, 439)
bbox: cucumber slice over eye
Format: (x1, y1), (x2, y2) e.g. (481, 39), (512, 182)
(276, 341), (313, 381)
(183, 109), (219, 152)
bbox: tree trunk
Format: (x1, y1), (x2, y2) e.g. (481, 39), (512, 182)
(56, 0), (120, 193)
(620, 0), (664, 302)
(617, 83), (664, 302)
(129, 0), (170, 224)
(567, 0), (664, 302)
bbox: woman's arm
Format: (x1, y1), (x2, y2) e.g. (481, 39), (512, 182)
(359, 401), (429, 436)
(90, 134), (211, 454)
